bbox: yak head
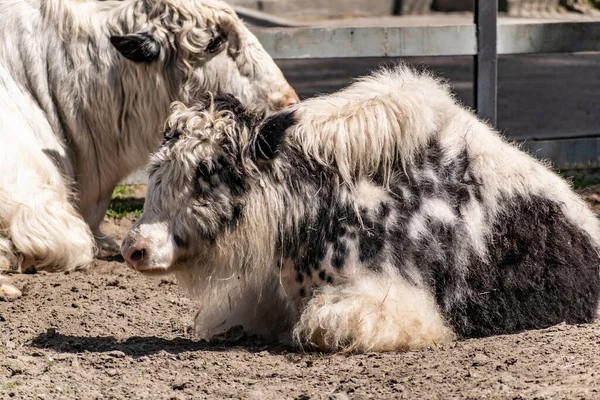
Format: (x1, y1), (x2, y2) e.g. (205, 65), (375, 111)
(121, 94), (296, 274)
(110, 0), (298, 112)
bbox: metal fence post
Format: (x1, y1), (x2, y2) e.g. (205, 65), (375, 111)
(474, 0), (498, 126)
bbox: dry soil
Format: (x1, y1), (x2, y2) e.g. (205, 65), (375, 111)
(2, 186), (600, 399)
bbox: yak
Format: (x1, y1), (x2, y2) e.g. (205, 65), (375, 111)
(122, 66), (600, 352)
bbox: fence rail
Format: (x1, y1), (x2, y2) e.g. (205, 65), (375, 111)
(251, 22), (600, 58)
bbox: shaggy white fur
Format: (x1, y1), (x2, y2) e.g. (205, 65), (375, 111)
(289, 68), (456, 186)
(0, 0), (296, 288)
(294, 273), (455, 352)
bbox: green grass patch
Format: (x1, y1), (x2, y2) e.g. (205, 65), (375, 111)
(111, 185), (135, 199)
(106, 200), (144, 219)
(106, 185), (144, 219)
(559, 169), (600, 190)
(570, 175), (600, 190)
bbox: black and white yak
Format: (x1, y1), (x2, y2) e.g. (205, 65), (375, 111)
(121, 66), (600, 352)
(0, 0), (297, 296)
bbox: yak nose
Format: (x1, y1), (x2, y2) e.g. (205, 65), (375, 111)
(283, 90), (299, 107)
(123, 246), (146, 268)
(121, 236), (148, 269)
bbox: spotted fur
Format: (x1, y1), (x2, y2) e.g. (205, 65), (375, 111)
(123, 65), (600, 352)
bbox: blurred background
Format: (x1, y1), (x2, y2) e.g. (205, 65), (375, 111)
(230, 0), (600, 145)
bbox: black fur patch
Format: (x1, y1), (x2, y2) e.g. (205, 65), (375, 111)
(358, 210), (387, 265)
(275, 156), (354, 277)
(381, 141), (599, 336)
(189, 155), (248, 241)
(111, 32), (160, 63)
(210, 94), (257, 128)
(332, 240), (348, 269)
(161, 128), (181, 147)
(255, 111), (296, 161)
(448, 195), (600, 337)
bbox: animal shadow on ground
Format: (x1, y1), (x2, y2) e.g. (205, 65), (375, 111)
(30, 326), (293, 358)
(96, 254), (125, 262)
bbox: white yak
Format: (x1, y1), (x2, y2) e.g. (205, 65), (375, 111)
(0, 0), (297, 297)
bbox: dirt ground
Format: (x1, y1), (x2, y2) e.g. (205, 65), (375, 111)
(3, 185), (600, 400)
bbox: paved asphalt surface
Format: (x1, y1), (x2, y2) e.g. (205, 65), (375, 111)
(276, 53), (600, 140)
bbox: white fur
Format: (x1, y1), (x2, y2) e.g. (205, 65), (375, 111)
(289, 67), (456, 186)
(294, 273), (454, 352)
(0, 0), (296, 274)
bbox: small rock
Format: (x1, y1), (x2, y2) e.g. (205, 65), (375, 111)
(106, 350), (126, 359)
(106, 369), (118, 377)
(0, 283), (22, 300)
(504, 358), (518, 366)
(71, 303), (79, 308)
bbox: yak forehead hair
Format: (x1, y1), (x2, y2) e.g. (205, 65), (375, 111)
(156, 98), (261, 176)
(41, 0), (238, 49)
(289, 64), (459, 187)
(146, 0), (241, 69)
(164, 99), (241, 144)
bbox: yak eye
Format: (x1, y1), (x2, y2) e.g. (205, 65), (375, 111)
(206, 34), (225, 54)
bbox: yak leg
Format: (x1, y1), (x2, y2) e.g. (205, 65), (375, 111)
(293, 273), (455, 352)
(0, 160), (95, 272)
(193, 275), (296, 342)
(0, 75), (94, 273)
(86, 190), (120, 256)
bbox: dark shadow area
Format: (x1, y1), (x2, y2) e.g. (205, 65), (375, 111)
(276, 52), (600, 141)
(96, 253), (125, 262)
(30, 327), (293, 358)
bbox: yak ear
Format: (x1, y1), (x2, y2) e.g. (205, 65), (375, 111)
(254, 110), (296, 163)
(111, 32), (160, 63)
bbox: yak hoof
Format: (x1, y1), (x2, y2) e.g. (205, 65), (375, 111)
(94, 233), (120, 257)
